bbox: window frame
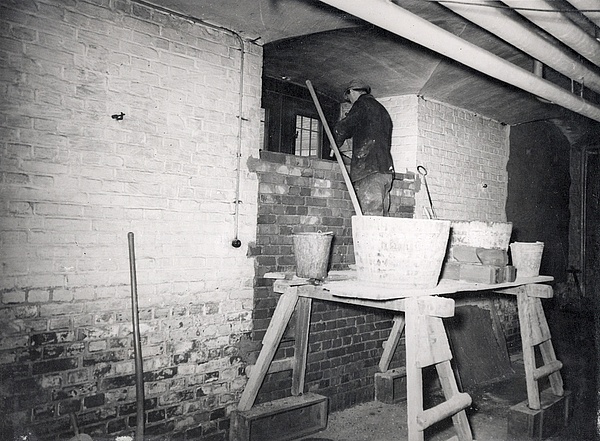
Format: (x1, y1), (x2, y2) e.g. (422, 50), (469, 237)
(294, 114), (323, 158)
(261, 77), (337, 160)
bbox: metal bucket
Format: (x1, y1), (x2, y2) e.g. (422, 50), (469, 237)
(293, 232), (334, 280)
(510, 241), (544, 278)
(352, 216), (451, 288)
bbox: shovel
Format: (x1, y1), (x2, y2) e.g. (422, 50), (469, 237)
(417, 165), (436, 219)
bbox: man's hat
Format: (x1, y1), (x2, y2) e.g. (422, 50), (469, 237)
(343, 79), (371, 96)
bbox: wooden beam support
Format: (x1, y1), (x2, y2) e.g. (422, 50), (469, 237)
(379, 315), (405, 372)
(416, 393), (472, 431)
(245, 358), (294, 377)
(533, 360), (563, 381)
(239, 275), (562, 441)
(416, 296), (455, 318)
(495, 284), (553, 298)
(292, 297), (312, 396)
(238, 289), (299, 411)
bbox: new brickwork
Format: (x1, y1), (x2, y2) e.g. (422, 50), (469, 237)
(249, 152), (413, 411)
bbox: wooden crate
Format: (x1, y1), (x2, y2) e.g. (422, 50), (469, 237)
(230, 393), (328, 441)
(507, 389), (572, 440)
(374, 368), (407, 404)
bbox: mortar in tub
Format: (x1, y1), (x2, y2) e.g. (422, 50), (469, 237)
(352, 216), (451, 288)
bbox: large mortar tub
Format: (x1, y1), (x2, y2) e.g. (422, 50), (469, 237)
(352, 216), (452, 288)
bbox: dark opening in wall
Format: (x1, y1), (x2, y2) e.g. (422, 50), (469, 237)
(262, 77), (339, 159)
(507, 121), (571, 283)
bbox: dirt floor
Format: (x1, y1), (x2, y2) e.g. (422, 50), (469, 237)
(299, 306), (597, 441)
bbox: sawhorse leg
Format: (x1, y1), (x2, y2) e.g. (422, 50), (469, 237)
(238, 289), (300, 411)
(405, 296), (473, 441)
(515, 284), (564, 409)
(379, 314), (405, 372)
(292, 296), (312, 395)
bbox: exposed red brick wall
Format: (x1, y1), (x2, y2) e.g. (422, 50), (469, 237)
(248, 151), (412, 411)
(496, 298), (521, 354)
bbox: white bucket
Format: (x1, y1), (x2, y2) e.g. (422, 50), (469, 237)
(293, 232), (334, 280)
(352, 216), (451, 288)
(510, 241), (544, 278)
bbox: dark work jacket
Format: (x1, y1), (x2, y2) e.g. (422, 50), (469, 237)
(333, 93), (394, 182)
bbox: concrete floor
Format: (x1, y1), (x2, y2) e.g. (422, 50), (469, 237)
(299, 306), (597, 441)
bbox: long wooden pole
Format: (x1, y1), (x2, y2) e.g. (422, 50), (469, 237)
(128, 232), (145, 441)
(306, 80), (362, 216)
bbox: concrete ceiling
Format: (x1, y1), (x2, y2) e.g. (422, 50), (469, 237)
(143, 0), (600, 127)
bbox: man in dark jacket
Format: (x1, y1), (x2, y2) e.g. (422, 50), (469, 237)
(333, 79), (394, 216)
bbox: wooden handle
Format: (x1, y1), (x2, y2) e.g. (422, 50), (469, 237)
(128, 232), (145, 441)
(306, 80), (362, 216)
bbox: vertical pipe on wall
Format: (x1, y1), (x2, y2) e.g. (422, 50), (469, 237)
(134, 1), (247, 247)
(232, 35), (245, 248)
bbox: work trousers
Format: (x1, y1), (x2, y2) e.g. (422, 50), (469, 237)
(353, 173), (393, 216)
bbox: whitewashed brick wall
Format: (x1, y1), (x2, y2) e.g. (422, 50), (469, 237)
(417, 98), (509, 221)
(0, 0), (261, 439)
(383, 95), (509, 222)
(380, 94), (419, 172)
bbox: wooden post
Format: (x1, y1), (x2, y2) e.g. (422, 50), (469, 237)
(516, 288), (542, 409)
(379, 315), (405, 372)
(436, 361), (473, 440)
(238, 289), (299, 411)
(292, 297), (312, 396)
(405, 297), (425, 441)
(405, 296), (472, 441)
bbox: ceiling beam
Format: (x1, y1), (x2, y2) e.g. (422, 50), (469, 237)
(501, 0), (600, 67)
(564, 0), (600, 28)
(316, 0), (600, 123)
(439, 0), (600, 94)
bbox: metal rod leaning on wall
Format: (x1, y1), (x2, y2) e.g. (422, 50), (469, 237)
(128, 232), (145, 441)
(306, 80), (363, 216)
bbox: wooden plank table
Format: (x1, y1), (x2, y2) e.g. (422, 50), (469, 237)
(236, 271), (561, 441)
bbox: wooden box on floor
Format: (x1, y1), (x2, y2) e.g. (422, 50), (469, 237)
(374, 367), (407, 404)
(507, 389), (572, 440)
(230, 393), (328, 441)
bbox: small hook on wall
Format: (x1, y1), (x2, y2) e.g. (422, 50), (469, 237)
(111, 112), (125, 121)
